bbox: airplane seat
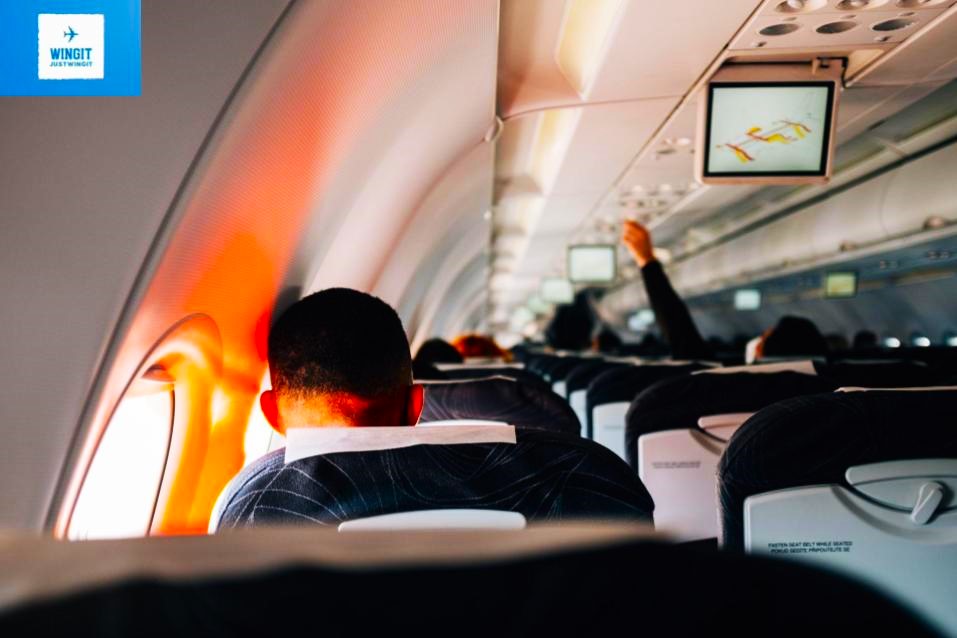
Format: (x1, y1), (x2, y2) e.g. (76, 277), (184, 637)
(585, 364), (707, 449)
(816, 359), (947, 388)
(720, 390), (957, 635)
(718, 389), (957, 552)
(419, 376), (580, 435)
(566, 361), (628, 435)
(545, 357), (592, 397)
(213, 426), (654, 531)
(628, 368), (838, 541)
(435, 365), (549, 391)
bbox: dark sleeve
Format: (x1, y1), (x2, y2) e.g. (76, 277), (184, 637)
(640, 260), (712, 360)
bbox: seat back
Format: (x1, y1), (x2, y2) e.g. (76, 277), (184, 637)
(638, 412), (754, 541)
(419, 377), (580, 435)
(215, 428), (653, 529)
(719, 389), (957, 554)
(745, 459), (957, 636)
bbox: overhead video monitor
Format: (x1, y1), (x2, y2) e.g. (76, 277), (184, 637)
(734, 289), (761, 311)
(825, 271), (858, 298)
(697, 62), (842, 185)
(541, 278), (574, 304)
(567, 244), (616, 284)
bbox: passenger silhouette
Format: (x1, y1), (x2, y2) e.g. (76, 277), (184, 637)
(621, 220), (712, 360)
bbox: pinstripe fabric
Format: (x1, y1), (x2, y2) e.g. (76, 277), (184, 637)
(718, 390), (957, 551)
(420, 378), (579, 435)
(215, 431), (653, 529)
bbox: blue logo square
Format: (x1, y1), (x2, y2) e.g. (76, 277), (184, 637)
(0, 0), (140, 96)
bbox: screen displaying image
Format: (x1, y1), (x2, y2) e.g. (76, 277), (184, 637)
(568, 245), (616, 283)
(705, 83), (833, 176)
(825, 271), (858, 298)
(541, 278), (574, 304)
(734, 289), (761, 310)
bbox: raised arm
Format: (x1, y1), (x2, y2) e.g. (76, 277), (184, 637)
(621, 220), (712, 361)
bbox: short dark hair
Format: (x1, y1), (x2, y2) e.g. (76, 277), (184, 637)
(268, 288), (412, 399)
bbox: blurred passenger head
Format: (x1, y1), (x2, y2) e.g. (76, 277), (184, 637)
(544, 294), (595, 352)
(451, 334), (508, 360)
(759, 315), (829, 359)
(852, 330), (879, 349)
(414, 338), (463, 366)
(261, 288), (422, 434)
(593, 326), (623, 354)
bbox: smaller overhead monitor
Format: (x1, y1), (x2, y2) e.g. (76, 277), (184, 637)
(697, 62), (843, 185)
(541, 278), (574, 304)
(825, 271), (858, 298)
(734, 289), (761, 311)
(568, 244), (616, 284)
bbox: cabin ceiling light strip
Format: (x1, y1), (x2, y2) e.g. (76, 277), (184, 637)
(555, 0), (626, 97)
(528, 109), (582, 195)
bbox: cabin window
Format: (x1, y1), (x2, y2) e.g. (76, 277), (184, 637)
(67, 386), (174, 540)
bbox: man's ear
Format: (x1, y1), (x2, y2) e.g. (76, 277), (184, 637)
(260, 389), (284, 435)
(405, 384), (425, 425)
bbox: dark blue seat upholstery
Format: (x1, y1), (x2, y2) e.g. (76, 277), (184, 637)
(625, 371), (838, 470)
(215, 430), (654, 529)
(420, 377), (579, 435)
(717, 389), (957, 551)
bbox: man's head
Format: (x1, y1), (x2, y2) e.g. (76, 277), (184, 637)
(260, 288), (422, 433)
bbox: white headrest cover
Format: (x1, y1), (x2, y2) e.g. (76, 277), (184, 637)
(285, 424), (516, 463)
(695, 360), (817, 376)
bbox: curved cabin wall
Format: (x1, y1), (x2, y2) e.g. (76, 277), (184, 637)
(0, 1), (498, 533)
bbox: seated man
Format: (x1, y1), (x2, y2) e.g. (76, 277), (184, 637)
(214, 288), (652, 529)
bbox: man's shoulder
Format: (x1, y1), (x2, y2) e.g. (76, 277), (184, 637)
(213, 449), (286, 525)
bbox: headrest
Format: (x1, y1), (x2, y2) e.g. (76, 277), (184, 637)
(695, 360), (817, 376)
(419, 377), (580, 435)
(837, 386), (957, 393)
(285, 424), (516, 463)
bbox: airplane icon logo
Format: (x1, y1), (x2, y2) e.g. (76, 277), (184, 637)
(64, 26), (78, 42)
